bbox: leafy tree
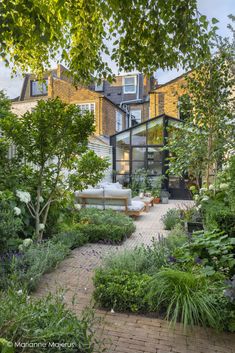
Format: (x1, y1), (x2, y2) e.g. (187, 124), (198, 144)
(0, 0), (218, 83)
(0, 90), (28, 190)
(0, 98), (109, 240)
(166, 18), (235, 188)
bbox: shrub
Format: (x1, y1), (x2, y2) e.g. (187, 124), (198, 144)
(102, 237), (171, 276)
(165, 223), (188, 251)
(161, 208), (181, 230)
(76, 208), (135, 244)
(14, 241), (70, 290)
(103, 248), (151, 274)
(0, 193), (22, 253)
(147, 269), (221, 329)
(0, 289), (96, 353)
(93, 269), (151, 312)
(55, 229), (88, 249)
(188, 230), (235, 276)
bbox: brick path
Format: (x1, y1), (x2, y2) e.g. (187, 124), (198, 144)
(35, 201), (235, 353)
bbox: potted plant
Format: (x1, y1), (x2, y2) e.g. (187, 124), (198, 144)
(153, 191), (161, 204)
(151, 175), (165, 203)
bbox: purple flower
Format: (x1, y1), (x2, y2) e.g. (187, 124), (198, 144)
(168, 256), (176, 263)
(195, 257), (202, 264)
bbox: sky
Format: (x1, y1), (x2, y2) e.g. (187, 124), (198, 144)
(0, 0), (234, 98)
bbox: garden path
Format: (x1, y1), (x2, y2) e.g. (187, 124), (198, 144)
(35, 201), (235, 353)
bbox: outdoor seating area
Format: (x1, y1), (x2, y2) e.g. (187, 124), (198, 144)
(75, 182), (146, 216)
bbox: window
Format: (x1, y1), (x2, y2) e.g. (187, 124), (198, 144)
(147, 118), (163, 145)
(77, 103), (95, 114)
(116, 111), (123, 132)
(123, 75), (137, 94)
(31, 80), (48, 96)
(130, 109), (141, 124)
(132, 124), (147, 145)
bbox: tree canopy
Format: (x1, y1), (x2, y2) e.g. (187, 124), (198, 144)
(166, 25), (235, 188)
(0, 0), (218, 83)
(0, 97), (109, 239)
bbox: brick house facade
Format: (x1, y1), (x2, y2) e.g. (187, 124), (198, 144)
(92, 73), (156, 124)
(15, 65), (126, 137)
(149, 74), (187, 119)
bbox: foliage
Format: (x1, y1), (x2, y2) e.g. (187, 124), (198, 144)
(224, 275), (235, 304)
(173, 230), (235, 277)
(75, 208), (136, 244)
(0, 289), (96, 353)
(189, 231), (235, 276)
(164, 224), (188, 251)
(94, 269), (151, 312)
(55, 230), (88, 250)
(103, 237), (170, 275)
(194, 157), (235, 235)
(130, 168), (151, 196)
(0, 1), (217, 84)
(147, 269), (221, 329)
(0, 339), (13, 353)
(12, 241), (70, 291)
(151, 175), (165, 198)
(0, 192), (22, 253)
(161, 208), (181, 230)
(0, 98), (109, 240)
(179, 204), (201, 223)
(166, 19), (235, 187)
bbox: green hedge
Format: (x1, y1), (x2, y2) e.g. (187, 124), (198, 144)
(93, 269), (151, 312)
(76, 208), (136, 244)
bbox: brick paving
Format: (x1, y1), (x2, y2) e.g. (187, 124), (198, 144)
(35, 201), (235, 353)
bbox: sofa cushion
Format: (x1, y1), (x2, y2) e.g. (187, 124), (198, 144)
(75, 188), (104, 205)
(104, 188), (132, 206)
(98, 182), (122, 189)
(128, 200), (145, 211)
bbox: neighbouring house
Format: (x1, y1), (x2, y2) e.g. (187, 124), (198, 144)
(91, 73), (156, 126)
(15, 64), (127, 137)
(149, 73), (187, 119)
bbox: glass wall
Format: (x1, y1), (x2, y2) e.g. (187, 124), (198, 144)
(110, 115), (185, 196)
(147, 118), (163, 144)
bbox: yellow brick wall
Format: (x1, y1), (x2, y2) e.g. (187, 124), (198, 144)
(149, 76), (187, 118)
(49, 77), (125, 136)
(101, 98), (126, 136)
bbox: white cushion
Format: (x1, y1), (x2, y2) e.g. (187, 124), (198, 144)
(75, 188), (104, 205)
(128, 200), (145, 211)
(98, 182), (122, 189)
(104, 188), (132, 206)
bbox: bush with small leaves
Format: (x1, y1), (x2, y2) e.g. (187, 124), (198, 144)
(161, 208), (181, 230)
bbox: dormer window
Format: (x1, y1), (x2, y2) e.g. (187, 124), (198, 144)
(123, 75), (137, 94)
(30, 80), (48, 96)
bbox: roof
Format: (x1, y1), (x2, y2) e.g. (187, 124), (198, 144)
(110, 113), (183, 138)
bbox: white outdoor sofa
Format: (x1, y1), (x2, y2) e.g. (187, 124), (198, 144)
(74, 184), (145, 217)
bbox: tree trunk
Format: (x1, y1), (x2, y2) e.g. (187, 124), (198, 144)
(35, 186), (41, 240)
(39, 200), (51, 240)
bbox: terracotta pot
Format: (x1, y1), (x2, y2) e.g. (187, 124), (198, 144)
(154, 197), (161, 204)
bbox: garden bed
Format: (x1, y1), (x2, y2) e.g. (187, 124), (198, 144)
(93, 220), (235, 332)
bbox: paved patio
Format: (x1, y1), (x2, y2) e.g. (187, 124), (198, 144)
(35, 201), (235, 353)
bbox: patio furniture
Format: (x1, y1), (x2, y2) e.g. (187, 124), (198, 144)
(74, 188), (145, 217)
(132, 196), (154, 212)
